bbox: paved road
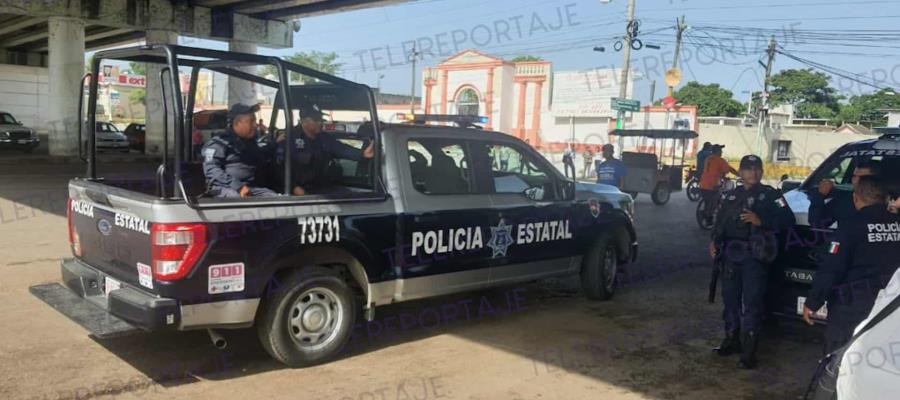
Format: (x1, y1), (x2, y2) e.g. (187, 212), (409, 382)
(0, 164), (824, 400)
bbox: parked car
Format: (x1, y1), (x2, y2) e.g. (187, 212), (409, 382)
(84, 122), (129, 153)
(770, 132), (900, 324)
(0, 111), (39, 153)
(123, 123), (145, 153)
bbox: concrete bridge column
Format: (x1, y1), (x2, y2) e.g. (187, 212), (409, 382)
(47, 16), (85, 156)
(144, 30), (178, 156)
(227, 40), (258, 107)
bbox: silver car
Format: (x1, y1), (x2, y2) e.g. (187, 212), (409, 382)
(87, 122), (130, 153)
(0, 112), (39, 153)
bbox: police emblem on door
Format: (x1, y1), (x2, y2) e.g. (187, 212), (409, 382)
(588, 198), (600, 218)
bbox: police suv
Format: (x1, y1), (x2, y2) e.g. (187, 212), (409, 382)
(770, 131), (900, 323)
(33, 45), (638, 367)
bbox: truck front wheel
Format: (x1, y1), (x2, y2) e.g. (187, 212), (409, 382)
(257, 266), (356, 367)
(581, 235), (618, 300)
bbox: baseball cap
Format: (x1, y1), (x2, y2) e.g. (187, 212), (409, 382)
(739, 154), (763, 170)
(227, 103), (260, 120)
(299, 107), (324, 120)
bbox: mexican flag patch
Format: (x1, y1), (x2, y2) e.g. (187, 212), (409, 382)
(828, 241), (841, 254)
(775, 197), (787, 208)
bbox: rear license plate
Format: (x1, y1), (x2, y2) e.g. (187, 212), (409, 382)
(17, 139), (28, 144)
(797, 296), (828, 319)
(103, 277), (121, 297)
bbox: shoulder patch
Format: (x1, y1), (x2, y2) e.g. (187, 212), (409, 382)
(775, 197), (787, 208)
(828, 241), (840, 254)
(202, 147), (217, 162)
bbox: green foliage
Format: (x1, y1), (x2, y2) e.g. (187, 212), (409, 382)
(128, 62), (146, 76)
(672, 81), (744, 117)
(768, 69), (840, 119)
(129, 89), (146, 105)
(260, 51), (343, 84)
(511, 55), (543, 62)
(830, 89), (900, 126)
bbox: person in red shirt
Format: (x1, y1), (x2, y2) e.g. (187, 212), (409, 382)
(699, 145), (737, 217)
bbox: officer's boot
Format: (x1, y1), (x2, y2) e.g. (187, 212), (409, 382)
(738, 331), (759, 369)
(713, 331), (741, 356)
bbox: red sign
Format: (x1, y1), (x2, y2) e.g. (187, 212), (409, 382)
(662, 96), (677, 109)
(210, 264), (243, 278)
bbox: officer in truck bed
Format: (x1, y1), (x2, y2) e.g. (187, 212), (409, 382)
(201, 103), (278, 198)
(803, 176), (900, 353)
(709, 155), (795, 369)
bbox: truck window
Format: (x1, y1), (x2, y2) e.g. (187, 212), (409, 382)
(407, 138), (473, 195)
(478, 143), (558, 200)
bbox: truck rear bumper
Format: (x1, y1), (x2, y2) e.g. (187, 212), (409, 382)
(57, 257), (180, 332)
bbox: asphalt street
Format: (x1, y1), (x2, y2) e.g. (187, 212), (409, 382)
(0, 162), (824, 400)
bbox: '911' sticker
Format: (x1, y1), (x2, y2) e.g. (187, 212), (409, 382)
(299, 215), (341, 244)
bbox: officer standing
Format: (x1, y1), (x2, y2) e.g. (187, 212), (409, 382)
(202, 103), (277, 198)
(709, 155), (795, 369)
(808, 159), (879, 227)
(280, 108), (374, 195)
(803, 176), (900, 353)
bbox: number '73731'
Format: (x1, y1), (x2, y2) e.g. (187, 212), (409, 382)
(298, 215), (341, 244)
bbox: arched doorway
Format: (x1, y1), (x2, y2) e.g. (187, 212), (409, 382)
(456, 88), (479, 116)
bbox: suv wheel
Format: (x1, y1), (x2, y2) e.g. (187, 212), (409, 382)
(257, 267), (356, 367)
(581, 235), (618, 300)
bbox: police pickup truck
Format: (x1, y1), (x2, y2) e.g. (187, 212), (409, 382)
(769, 131), (900, 323)
(33, 45), (638, 367)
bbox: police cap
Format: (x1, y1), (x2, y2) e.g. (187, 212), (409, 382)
(228, 103), (260, 120)
(299, 107), (324, 121)
(739, 154), (763, 170)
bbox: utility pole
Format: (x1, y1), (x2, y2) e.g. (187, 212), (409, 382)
(670, 15), (687, 97)
(756, 35), (776, 156)
(645, 80), (655, 130)
(616, 0), (635, 153)
(409, 44), (421, 114)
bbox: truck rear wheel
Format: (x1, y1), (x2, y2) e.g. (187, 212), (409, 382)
(581, 235), (618, 300)
(257, 267), (356, 367)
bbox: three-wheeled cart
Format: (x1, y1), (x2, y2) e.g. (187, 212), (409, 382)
(610, 129), (699, 205)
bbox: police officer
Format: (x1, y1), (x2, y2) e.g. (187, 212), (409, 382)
(709, 155), (795, 369)
(280, 108), (374, 195)
(803, 176), (900, 353)
(202, 103), (277, 198)
(808, 159), (879, 228)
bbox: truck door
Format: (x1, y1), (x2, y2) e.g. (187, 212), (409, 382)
(471, 141), (578, 284)
(397, 137), (496, 298)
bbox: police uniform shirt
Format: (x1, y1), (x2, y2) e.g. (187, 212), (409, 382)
(712, 184), (796, 242)
(279, 131), (364, 190)
(806, 205), (900, 311)
(202, 129), (273, 192)
(808, 189), (855, 228)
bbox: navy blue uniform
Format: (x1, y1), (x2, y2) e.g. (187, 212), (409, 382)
(805, 205), (900, 352)
(808, 189), (855, 228)
(202, 129), (277, 198)
(712, 184), (795, 335)
(279, 131), (364, 193)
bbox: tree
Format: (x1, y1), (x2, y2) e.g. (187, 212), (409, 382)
(831, 89), (900, 126)
(260, 51), (343, 84)
(129, 89), (146, 105)
(128, 61), (146, 76)
(511, 55), (543, 62)
(768, 69), (840, 119)
(671, 81), (744, 117)
(85, 55), (95, 73)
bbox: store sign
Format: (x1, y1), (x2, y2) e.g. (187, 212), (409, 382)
(551, 69), (633, 118)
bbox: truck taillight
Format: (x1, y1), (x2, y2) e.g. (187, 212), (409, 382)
(66, 198), (81, 256)
(151, 223), (207, 281)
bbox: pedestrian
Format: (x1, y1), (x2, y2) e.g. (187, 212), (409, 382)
(803, 176), (900, 353)
(595, 144), (626, 189)
(709, 155), (795, 369)
(808, 159), (879, 228)
(699, 145), (737, 219)
(697, 141), (712, 173)
(561, 144), (576, 179)
(582, 147), (595, 179)
(499, 146), (510, 171)
(201, 103), (278, 198)
(257, 118), (268, 136)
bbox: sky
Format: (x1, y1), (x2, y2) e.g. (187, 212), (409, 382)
(163, 0), (900, 104)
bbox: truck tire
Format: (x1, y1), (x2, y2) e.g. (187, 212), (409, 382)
(256, 266), (356, 367)
(580, 235), (618, 300)
(651, 183), (671, 205)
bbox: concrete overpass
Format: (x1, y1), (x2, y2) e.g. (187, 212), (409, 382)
(0, 0), (408, 156)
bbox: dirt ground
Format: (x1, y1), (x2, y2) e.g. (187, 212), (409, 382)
(0, 162), (825, 400)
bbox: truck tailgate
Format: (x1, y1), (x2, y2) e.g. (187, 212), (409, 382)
(69, 183), (155, 292)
